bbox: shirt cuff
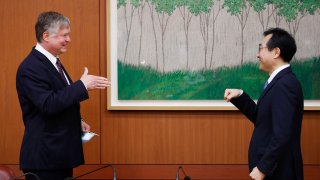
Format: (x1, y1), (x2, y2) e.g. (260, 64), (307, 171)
(239, 89), (243, 97)
(80, 80), (88, 90)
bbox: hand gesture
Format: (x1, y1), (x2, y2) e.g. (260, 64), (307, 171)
(224, 89), (242, 102)
(80, 67), (111, 91)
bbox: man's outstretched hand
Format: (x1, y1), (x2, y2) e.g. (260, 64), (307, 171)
(80, 67), (111, 90)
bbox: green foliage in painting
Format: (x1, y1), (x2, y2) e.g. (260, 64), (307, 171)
(149, 0), (176, 15)
(116, 0), (320, 101)
(248, 0), (272, 12)
(291, 57), (320, 99)
(131, 0), (141, 8)
(117, 0), (126, 9)
(272, 0), (320, 21)
(273, 0), (300, 21)
(299, 0), (320, 15)
(187, 0), (214, 15)
(118, 57), (320, 100)
(223, 0), (247, 15)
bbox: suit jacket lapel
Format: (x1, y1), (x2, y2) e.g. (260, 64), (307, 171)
(61, 64), (73, 84)
(32, 48), (70, 86)
(257, 67), (292, 105)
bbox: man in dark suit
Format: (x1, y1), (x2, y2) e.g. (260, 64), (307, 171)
(16, 11), (110, 180)
(224, 28), (304, 180)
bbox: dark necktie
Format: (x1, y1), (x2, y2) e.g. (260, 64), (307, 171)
(56, 58), (68, 85)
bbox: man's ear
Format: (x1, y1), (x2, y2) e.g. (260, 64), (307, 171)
(42, 31), (50, 42)
(273, 47), (281, 59)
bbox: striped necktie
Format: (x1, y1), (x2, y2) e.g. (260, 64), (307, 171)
(56, 58), (68, 85)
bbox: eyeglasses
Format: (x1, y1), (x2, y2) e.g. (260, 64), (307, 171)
(258, 45), (268, 52)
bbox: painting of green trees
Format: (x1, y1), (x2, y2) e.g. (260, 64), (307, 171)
(115, 0), (320, 100)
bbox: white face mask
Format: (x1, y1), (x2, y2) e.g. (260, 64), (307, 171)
(81, 132), (99, 143)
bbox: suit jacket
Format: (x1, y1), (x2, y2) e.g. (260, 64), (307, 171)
(231, 67), (304, 180)
(16, 48), (89, 170)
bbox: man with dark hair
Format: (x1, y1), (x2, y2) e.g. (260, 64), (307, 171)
(224, 28), (304, 180)
(16, 11), (110, 180)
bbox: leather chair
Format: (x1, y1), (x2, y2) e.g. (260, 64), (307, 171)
(0, 165), (15, 180)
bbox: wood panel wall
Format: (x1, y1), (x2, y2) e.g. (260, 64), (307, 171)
(0, 0), (319, 179)
(0, 0), (102, 164)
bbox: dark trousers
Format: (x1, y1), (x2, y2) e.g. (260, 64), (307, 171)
(22, 168), (73, 180)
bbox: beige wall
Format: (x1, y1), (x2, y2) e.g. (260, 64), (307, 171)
(0, 0), (319, 179)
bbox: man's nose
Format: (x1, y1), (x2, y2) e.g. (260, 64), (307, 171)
(66, 36), (71, 42)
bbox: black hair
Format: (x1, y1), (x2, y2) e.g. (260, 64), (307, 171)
(263, 28), (297, 62)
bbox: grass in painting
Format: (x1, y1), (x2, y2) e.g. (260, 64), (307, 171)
(118, 57), (320, 100)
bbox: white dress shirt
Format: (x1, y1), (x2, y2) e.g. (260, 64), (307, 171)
(267, 64), (290, 84)
(35, 43), (70, 85)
